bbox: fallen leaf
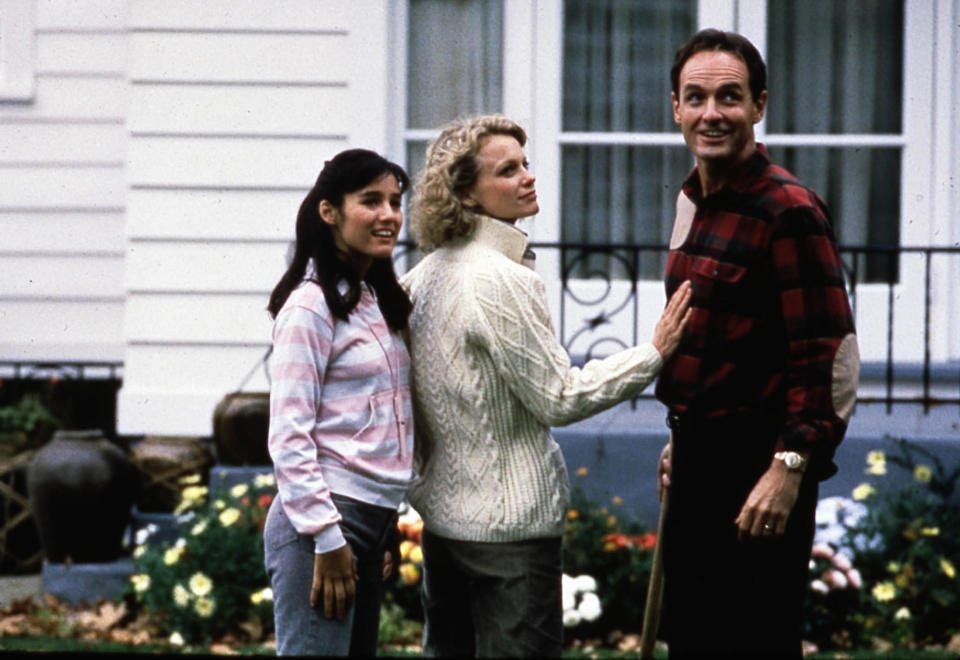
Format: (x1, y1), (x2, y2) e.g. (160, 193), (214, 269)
(238, 618), (263, 641)
(209, 643), (239, 655)
(0, 614), (26, 635)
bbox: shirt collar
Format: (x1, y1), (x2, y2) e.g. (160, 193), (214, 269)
(470, 215), (529, 265)
(682, 143), (771, 202)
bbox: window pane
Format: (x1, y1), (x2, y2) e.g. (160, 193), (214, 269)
(561, 145), (691, 279)
(563, 0), (696, 132)
(766, 146), (900, 282)
(407, 0), (503, 130)
(766, 0), (903, 134)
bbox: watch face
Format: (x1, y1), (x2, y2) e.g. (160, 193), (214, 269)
(785, 454), (802, 469)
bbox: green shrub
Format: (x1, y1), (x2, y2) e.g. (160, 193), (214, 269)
(128, 473), (276, 645)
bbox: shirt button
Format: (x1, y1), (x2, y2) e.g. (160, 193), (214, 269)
(712, 269), (719, 277)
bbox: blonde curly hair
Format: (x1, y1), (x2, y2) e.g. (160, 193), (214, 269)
(409, 114), (527, 251)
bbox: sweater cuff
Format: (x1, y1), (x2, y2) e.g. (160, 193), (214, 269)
(313, 524), (347, 555)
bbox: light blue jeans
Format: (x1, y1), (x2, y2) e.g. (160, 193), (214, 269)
(264, 493), (397, 657)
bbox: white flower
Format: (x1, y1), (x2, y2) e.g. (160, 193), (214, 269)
(562, 589), (575, 612)
(572, 574), (597, 594)
(169, 631), (185, 646)
(577, 592), (602, 622)
(894, 606), (911, 621)
(188, 572), (213, 597)
(219, 507), (241, 526)
(563, 609), (582, 627)
(175, 537), (186, 549)
(134, 527), (153, 546)
(229, 483), (249, 498)
(133, 545), (146, 559)
(194, 596), (216, 618)
(173, 583), (191, 607)
(191, 519), (208, 536)
(130, 573), (151, 593)
(254, 473), (275, 488)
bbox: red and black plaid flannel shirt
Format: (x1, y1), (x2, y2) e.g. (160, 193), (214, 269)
(655, 146), (857, 478)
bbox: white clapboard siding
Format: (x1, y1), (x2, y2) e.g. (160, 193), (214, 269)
(127, 137), (346, 188)
(123, 294), (273, 345)
(126, 189), (301, 240)
(125, 242), (289, 293)
(0, 123), (125, 162)
(118, 0), (393, 435)
(129, 86), (350, 136)
(0, 166), (125, 209)
(0, 77), (127, 120)
(123, 345), (273, 393)
(0, 255), (125, 299)
(0, 212), (125, 253)
(0, 300), (125, 362)
(36, 0), (127, 30)
(0, 0), (127, 366)
(129, 33), (351, 84)
(37, 33), (126, 74)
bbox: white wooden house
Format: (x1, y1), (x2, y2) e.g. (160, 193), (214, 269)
(1, 0), (958, 438)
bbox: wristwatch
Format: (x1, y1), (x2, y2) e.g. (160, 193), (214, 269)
(774, 451), (807, 472)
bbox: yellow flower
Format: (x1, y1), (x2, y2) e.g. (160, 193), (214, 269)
(399, 563), (420, 586)
(567, 509), (579, 520)
(181, 485), (208, 502)
(895, 573), (910, 588)
(921, 527), (940, 536)
(865, 451), (886, 475)
(894, 607), (911, 621)
(409, 545), (423, 564)
(194, 596), (215, 618)
(940, 558), (956, 579)
(852, 483), (876, 501)
(606, 516), (617, 527)
(219, 507), (241, 526)
(604, 541), (618, 552)
(188, 572), (213, 597)
(130, 573), (151, 593)
(886, 561), (901, 573)
(191, 519), (208, 536)
(575, 466), (588, 477)
(913, 464), (932, 483)
(399, 540), (414, 561)
(133, 545), (146, 559)
(611, 496), (623, 506)
(213, 499), (226, 510)
(173, 583), (191, 607)
(254, 473), (275, 488)
(178, 473), (202, 485)
(872, 582), (896, 602)
(229, 483), (249, 498)
(163, 546), (184, 565)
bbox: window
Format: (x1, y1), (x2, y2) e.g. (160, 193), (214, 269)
(561, 0), (696, 279)
(404, 0), (503, 182)
(765, 0), (903, 282)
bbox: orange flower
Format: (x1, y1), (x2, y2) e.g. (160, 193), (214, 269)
(258, 494), (273, 509)
(567, 510), (580, 520)
(601, 533), (631, 549)
(635, 533), (658, 550)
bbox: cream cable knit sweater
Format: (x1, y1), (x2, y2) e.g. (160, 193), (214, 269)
(401, 216), (663, 543)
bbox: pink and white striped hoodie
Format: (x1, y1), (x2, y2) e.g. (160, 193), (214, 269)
(268, 278), (414, 554)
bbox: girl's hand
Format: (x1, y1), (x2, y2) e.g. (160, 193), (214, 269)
(651, 281), (693, 360)
(310, 545), (358, 620)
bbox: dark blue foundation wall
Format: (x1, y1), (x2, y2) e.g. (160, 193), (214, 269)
(553, 399), (960, 528)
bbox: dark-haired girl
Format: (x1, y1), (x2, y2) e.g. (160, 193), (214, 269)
(263, 149), (414, 656)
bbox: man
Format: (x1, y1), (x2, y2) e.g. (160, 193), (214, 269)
(654, 29), (859, 658)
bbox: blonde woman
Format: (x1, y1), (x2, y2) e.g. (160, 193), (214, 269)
(401, 114), (692, 657)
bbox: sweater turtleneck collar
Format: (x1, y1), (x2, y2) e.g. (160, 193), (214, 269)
(470, 215), (529, 265)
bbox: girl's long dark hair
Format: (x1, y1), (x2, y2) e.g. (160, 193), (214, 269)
(267, 149), (412, 331)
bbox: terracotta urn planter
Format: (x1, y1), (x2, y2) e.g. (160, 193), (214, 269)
(130, 436), (214, 512)
(27, 430), (138, 563)
(212, 392), (271, 466)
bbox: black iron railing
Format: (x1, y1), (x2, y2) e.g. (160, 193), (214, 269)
(397, 241), (960, 413)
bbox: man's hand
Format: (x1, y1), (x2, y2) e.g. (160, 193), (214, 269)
(734, 458), (805, 542)
(657, 442), (672, 502)
(310, 545), (358, 620)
